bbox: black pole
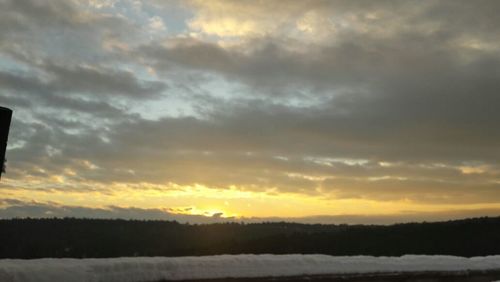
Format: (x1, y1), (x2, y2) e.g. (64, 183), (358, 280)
(0, 106), (13, 179)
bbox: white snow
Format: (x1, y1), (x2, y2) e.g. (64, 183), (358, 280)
(1, 254), (500, 282)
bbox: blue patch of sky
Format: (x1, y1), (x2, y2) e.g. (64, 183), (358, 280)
(0, 55), (33, 74)
(125, 73), (248, 120)
(127, 93), (199, 120)
(140, 1), (193, 35)
(109, 0), (192, 37)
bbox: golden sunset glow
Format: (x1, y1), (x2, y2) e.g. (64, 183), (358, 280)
(4, 177), (500, 223)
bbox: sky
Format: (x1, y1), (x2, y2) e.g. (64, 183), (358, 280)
(1, 0), (500, 224)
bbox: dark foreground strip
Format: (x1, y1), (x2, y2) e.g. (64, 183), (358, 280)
(160, 270), (500, 282)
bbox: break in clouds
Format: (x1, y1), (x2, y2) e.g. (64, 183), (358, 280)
(1, 0), (500, 221)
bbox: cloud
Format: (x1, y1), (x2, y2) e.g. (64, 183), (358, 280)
(0, 199), (233, 223)
(148, 16), (167, 32)
(183, 0), (405, 40)
(1, 199), (500, 225)
(44, 63), (167, 98)
(0, 65), (166, 103)
(5, 97), (500, 204)
(183, 0), (500, 44)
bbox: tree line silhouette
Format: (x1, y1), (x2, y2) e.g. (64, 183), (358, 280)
(1, 217), (499, 259)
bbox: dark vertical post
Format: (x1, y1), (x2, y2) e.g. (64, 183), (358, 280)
(0, 106), (13, 179)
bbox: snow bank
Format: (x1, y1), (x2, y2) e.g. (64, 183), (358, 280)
(1, 254), (500, 282)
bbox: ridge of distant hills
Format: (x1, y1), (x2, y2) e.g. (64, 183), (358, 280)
(1, 216), (499, 259)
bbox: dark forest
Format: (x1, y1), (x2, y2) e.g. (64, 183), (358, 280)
(1, 217), (499, 259)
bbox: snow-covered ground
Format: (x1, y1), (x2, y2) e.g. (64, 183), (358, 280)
(1, 254), (500, 282)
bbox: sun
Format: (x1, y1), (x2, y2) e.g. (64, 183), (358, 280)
(175, 206), (238, 218)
